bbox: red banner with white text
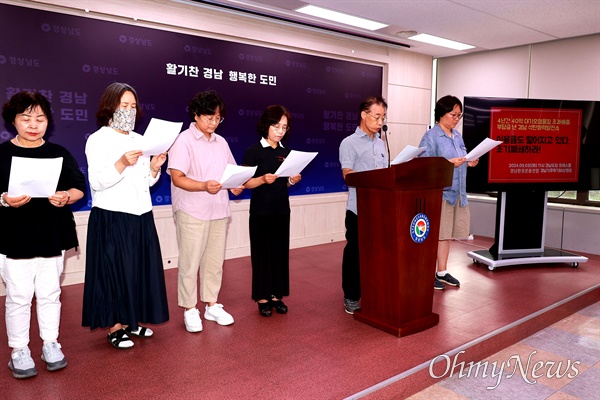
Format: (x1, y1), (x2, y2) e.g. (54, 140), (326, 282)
(488, 107), (581, 183)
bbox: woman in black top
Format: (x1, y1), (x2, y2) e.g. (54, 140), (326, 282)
(0, 91), (85, 379)
(242, 105), (301, 316)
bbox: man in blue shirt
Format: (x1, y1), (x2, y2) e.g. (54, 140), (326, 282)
(339, 96), (388, 314)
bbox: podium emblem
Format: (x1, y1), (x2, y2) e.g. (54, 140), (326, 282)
(410, 213), (430, 243)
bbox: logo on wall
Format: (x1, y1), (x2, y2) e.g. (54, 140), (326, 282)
(410, 213), (430, 243)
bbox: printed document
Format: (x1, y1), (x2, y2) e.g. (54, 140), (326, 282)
(141, 118), (183, 156)
(8, 157), (63, 197)
(391, 145), (426, 165)
(274, 150), (318, 177)
(220, 164), (257, 189)
(466, 138), (503, 161)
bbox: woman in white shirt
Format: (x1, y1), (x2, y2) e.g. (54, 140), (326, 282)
(81, 83), (169, 349)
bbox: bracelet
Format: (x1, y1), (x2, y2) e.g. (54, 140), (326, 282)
(62, 190), (71, 203)
(288, 177), (295, 185)
(0, 192), (9, 207)
(150, 166), (160, 173)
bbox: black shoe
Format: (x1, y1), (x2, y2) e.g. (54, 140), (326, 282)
(434, 278), (445, 290)
(258, 301), (272, 317)
(344, 298), (360, 314)
(270, 299), (288, 314)
(437, 273), (460, 286)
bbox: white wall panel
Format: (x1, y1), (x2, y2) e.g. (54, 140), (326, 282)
(385, 123), (430, 162)
(560, 207), (600, 255)
(387, 85), (431, 124)
(388, 50), (433, 89)
(436, 46), (531, 103)
(468, 196), (497, 239)
(529, 34), (600, 101)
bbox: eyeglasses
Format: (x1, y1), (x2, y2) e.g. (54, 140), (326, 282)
(271, 124), (289, 132)
(449, 113), (463, 120)
(365, 112), (387, 123)
(202, 115), (224, 124)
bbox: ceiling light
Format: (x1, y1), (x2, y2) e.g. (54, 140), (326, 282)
(408, 33), (474, 51)
(295, 5), (388, 31)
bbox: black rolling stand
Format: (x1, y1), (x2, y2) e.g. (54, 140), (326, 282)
(468, 191), (588, 271)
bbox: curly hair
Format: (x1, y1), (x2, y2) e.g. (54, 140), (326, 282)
(2, 91), (53, 125)
(188, 90), (226, 120)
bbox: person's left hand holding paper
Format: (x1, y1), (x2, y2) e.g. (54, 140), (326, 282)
(150, 152), (167, 176)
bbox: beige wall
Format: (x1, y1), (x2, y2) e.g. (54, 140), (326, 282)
(0, 0), (433, 295)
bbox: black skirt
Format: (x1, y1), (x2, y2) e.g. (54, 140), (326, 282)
(82, 207), (169, 330)
(249, 213), (290, 301)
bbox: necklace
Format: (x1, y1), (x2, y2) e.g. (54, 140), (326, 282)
(15, 135), (45, 148)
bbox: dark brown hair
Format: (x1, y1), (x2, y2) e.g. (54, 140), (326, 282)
(434, 95), (462, 122)
(188, 90), (227, 120)
(256, 105), (291, 140)
(2, 91), (53, 125)
(359, 95), (388, 115)
(96, 82), (142, 127)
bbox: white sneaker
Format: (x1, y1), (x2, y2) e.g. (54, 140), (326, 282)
(204, 304), (234, 326)
(41, 342), (67, 371)
(8, 347), (37, 379)
(184, 308), (203, 332)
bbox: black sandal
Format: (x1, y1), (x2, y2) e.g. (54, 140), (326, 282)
(125, 325), (154, 337)
(258, 301), (272, 317)
(270, 299), (288, 314)
(107, 329), (134, 349)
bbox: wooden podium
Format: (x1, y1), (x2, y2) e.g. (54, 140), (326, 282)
(345, 157), (453, 337)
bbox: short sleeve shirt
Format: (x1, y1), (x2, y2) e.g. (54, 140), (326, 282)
(242, 138), (291, 215)
(168, 122), (237, 220)
(339, 127), (388, 214)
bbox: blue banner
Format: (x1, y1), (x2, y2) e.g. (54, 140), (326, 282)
(0, 3), (383, 211)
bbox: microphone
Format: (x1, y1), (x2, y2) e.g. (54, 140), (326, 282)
(382, 125), (391, 168)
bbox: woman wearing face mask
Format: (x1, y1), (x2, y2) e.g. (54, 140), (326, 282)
(81, 82), (169, 349)
(242, 105), (301, 317)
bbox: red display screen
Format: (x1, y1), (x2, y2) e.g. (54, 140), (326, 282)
(488, 107), (582, 183)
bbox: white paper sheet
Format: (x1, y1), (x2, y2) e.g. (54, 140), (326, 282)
(141, 118), (183, 156)
(274, 150), (318, 177)
(466, 138), (503, 161)
(8, 157), (63, 197)
(390, 145), (426, 165)
(219, 164), (257, 189)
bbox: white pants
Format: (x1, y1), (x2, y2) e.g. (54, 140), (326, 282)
(0, 253), (64, 349)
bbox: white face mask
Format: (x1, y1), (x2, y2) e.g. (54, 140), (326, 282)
(110, 108), (136, 132)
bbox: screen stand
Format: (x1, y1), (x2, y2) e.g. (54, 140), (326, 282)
(467, 191), (588, 270)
